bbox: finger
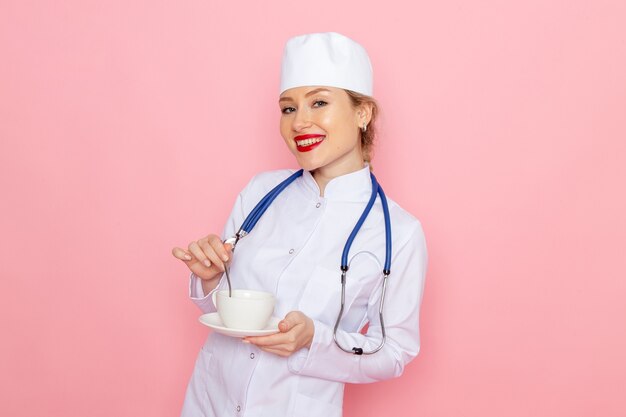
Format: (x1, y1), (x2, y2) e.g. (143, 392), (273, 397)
(199, 239), (224, 270)
(279, 311), (304, 333)
(209, 235), (230, 263)
(245, 332), (294, 347)
(188, 241), (211, 268)
(172, 247), (192, 261)
(279, 320), (290, 333)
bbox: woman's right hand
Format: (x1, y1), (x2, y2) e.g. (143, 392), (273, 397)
(171, 234), (233, 282)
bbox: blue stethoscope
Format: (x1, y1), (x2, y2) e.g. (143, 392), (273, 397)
(224, 169), (392, 355)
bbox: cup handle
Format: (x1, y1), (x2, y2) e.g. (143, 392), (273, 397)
(212, 290), (218, 308)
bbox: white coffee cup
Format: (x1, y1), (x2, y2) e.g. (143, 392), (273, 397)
(212, 289), (275, 330)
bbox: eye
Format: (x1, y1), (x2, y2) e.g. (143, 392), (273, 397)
(313, 100), (328, 108)
(281, 106), (296, 114)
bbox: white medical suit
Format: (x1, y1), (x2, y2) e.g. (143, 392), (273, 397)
(181, 165), (427, 417)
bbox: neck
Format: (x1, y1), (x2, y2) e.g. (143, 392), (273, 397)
(312, 160), (366, 196)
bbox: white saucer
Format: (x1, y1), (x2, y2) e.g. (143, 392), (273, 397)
(198, 313), (281, 338)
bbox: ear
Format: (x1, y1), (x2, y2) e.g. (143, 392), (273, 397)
(356, 102), (373, 127)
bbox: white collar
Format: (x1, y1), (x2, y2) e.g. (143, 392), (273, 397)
(300, 164), (373, 202)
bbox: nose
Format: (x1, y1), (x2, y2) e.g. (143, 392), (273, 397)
(292, 108), (312, 132)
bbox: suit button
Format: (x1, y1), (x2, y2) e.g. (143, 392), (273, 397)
(250, 353), (255, 359)
(289, 248), (294, 254)
(237, 405), (241, 412)
(316, 202), (321, 208)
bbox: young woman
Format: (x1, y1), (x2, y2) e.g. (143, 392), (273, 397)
(172, 32), (427, 417)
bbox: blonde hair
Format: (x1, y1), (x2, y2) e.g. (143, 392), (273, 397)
(345, 89), (379, 164)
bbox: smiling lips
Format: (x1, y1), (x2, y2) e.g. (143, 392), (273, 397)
(294, 134), (325, 152)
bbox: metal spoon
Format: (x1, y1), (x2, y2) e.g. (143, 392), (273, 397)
(222, 237), (237, 297)
(223, 262), (232, 298)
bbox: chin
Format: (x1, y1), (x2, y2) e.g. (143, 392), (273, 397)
(295, 162), (319, 172)
(294, 156), (323, 172)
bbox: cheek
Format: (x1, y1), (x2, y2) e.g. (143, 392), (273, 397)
(317, 110), (337, 128)
(327, 118), (359, 147)
(279, 119), (291, 141)
(321, 108), (356, 136)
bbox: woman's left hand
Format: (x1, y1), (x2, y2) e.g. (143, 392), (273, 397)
(243, 311), (314, 357)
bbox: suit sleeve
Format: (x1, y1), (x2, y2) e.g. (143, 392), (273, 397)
(287, 222), (428, 383)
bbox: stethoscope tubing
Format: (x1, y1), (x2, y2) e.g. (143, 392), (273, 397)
(228, 169), (392, 355)
(239, 170), (304, 235)
(334, 173), (392, 355)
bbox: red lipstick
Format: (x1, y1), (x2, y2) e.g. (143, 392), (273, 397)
(294, 134), (325, 152)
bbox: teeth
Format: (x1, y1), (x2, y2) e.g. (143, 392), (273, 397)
(296, 136), (325, 147)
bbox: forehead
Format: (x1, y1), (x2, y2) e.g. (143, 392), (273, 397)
(279, 86), (346, 101)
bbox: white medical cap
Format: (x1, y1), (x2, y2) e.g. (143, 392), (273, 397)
(279, 32), (373, 96)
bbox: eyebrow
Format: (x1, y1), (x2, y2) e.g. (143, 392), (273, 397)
(278, 88), (332, 103)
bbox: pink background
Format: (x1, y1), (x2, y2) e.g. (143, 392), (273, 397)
(1, 0), (625, 416)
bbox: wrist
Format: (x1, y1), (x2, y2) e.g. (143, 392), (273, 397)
(200, 274), (221, 296)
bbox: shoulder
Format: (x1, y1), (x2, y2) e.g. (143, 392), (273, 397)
(384, 195), (427, 250)
(238, 168), (299, 207)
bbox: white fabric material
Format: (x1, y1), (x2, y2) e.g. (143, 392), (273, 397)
(181, 165), (427, 417)
(280, 32), (374, 96)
